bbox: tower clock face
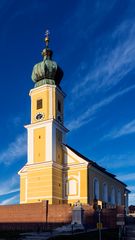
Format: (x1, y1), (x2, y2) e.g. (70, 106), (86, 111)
(35, 112), (44, 121)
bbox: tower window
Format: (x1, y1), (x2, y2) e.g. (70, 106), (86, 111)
(37, 99), (42, 109)
(58, 100), (61, 112)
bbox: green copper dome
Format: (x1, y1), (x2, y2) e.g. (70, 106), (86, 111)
(31, 31), (63, 88)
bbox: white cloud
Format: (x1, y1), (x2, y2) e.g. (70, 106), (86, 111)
(0, 175), (19, 197)
(1, 194), (19, 205)
(0, 133), (27, 165)
(0, 188), (19, 196)
(129, 193), (135, 206)
(67, 84), (135, 130)
(128, 186), (135, 192)
(67, 19), (135, 131)
(103, 119), (135, 139)
(118, 173), (135, 182)
(72, 19), (135, 97)
(98, 154), (135, 169)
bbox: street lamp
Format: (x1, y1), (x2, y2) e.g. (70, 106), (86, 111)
(124, 192), (127, 215)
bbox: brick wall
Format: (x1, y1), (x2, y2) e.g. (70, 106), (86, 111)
(102, 208), (117, 228)
(0, 201), (47, 223)
(0, 201), (72, 231)
(0, 202), (124, 231)
(83, 204), (95, 227)
(47, 204), (72, 229)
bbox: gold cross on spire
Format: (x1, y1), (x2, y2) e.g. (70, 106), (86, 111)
(45, 30), (50, 48)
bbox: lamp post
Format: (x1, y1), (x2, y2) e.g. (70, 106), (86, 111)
(123, 191), (127, 238)
(98, 207), (102, 240)
(124, 192), (127, 224)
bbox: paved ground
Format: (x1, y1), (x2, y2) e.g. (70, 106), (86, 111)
(19, 232), (52, 240)
(124, 224), (135, 240)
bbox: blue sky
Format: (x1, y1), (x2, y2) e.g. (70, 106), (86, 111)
(0, 0), (135, 205)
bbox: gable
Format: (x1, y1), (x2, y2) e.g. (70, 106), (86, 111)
(62, 145), (88, 166)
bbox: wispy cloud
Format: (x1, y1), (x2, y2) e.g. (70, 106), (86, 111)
(103, 119), (135, 140)
(67, 84), (135, 130)
(0, 175), (19, 197)
(72, 19), (135, 98)
(1, 194), (19, 205)
(0, 133), (27, 165)
(129, 193), (135, 205)
(0, 188), (19, 197)
(98, 153), (135, 170)
(118, 173), (135, 182)
(62, 0), (117, 60)
(128, 186), (135, 192)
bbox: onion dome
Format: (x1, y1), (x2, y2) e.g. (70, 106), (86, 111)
(31, 30), (63, 88)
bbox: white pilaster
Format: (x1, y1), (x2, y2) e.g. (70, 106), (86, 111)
(46, 123), (53, 161)
(25, 177), (28, 203)
(49, 87), (53, 119)
(52, 124), (56, 162)
(27, 128), (34, 164)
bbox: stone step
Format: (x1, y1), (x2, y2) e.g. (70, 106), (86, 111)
(125, 225), (135, 240)
(20, 237), (50, 240)
(19, 233), (51, 240)
(125, 238), (135, 240)
(19, 236), (47, 240)
(20, 236), (49, 240)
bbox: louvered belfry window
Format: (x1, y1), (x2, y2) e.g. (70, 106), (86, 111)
(37, 99), (42, 109)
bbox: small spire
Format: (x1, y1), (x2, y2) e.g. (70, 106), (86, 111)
(32, 31), (64, 87)
(45, 29), (50, 48)
(42, 30), (52, 59)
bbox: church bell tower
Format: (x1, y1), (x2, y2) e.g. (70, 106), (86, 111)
(18, 31), (68, 204)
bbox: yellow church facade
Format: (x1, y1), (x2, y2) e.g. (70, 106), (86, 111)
(18, 33), (128, 208)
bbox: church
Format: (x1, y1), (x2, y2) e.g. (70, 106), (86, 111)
(18, 32), (128, 209)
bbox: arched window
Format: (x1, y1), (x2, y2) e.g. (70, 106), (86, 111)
(117, 190), (121, 206)
(111, 186), (115, 204)
(66, 179), (78, 196)
(102, 183), (108, 202)
(93, 178), (99, 200)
